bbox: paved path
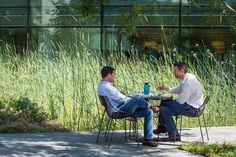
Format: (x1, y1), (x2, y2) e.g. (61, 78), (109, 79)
(0, 126), (235, 157)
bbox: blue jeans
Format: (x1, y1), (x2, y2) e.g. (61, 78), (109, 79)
(158, 99), (197, 136)
(118, 95), (153, 140)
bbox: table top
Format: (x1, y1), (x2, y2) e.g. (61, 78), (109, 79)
(129, 93), (173, 100)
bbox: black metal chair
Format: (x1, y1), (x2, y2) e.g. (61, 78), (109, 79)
(96, 95), (139, 148)
(175, 96), (210, 142)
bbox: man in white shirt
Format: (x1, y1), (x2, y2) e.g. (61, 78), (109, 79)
(153, 62), (204, 141)
(98, 66), (158, 147)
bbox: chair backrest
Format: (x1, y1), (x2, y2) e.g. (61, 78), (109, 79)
(196, 95), (210, 116)
(98, 95), (116, 117)
(98, 95), (133, 119)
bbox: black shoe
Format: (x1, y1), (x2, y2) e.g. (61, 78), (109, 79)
(142, 140), (158, 147)
(161, 134), (181, 142)
(153, 126), (167, 134)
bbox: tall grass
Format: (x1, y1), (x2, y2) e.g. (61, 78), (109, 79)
(0, 43), (235, 131)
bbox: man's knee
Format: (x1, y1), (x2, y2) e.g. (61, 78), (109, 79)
(134, 95), (145, 101)
(160, 100), (172, 106)
(160, 107), (170, 114)
(133, 95), (147, 104)
(145, 108), (153, 117)
(131, 95), (141, 101)
(127, 95), (140, 105)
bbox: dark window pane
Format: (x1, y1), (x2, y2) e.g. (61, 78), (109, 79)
(0, 8), (27, 25)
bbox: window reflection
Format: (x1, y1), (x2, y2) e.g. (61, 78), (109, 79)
(0, 0), (235, 62)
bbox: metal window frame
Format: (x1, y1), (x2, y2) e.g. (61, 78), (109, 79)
(0, 0), (235, 52)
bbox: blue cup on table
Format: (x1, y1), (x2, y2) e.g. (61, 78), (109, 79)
(144, 82), (150, 95)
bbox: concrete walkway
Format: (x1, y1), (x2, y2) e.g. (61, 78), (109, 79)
(0, 126), (235, 157)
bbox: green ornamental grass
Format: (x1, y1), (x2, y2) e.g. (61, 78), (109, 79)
(0, 42), (235, 131)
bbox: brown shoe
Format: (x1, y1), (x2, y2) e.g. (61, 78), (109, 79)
(153, 126), (167, 134)
(150, 106), (160, 112)
(142, 140), (158, 147)
(161, 134), (181, 142)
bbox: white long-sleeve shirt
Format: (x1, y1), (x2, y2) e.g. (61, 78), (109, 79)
(97, 81), (131, 109)
(169, 73), (204, 109)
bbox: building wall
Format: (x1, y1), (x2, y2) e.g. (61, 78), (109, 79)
(0, 0), (235, 60)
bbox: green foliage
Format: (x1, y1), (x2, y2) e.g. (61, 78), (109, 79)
(0, 40), (235, 131)
(188, 0), (225, 7)
(118, 5), (148, 36)
(0, 96), (67, 133)
(76, 0), (109, 17)
(0, 97), (6, 110)
(178, 143), (236, 157)
(187, 0), (236, 26)
(0, 96), (47, 124)
(9, 97), (47, 122)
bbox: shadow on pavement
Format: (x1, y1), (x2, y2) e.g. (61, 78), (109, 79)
(0, 132), (183, 157)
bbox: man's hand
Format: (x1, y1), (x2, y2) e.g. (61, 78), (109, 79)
(120, 91), (127, 95)
(157, 85), (169, 91)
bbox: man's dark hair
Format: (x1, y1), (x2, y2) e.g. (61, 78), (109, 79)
(174, 62), (188, 73)
(101, 66), (115, 78)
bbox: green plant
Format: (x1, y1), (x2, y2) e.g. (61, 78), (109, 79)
(9, 97), (47, 122)
(0, 98), (6, 110)
(0, 40), (235, 131)
(0, 96), (67, 133)
(178, 142), (236, 157)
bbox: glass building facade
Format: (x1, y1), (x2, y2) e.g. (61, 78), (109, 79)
(0, 0), (235, 61)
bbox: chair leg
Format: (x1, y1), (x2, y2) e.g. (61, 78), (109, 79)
(108, 118), (117, 148)
(125, 119), (127, 142)
(135, 119), (139, 147)
(133, 120), (135, 137)
(156, 113), (160, 140)
(129, 120), (132, 137)
(175, 116), (178, 129)
(198, 116), (204, 143)
(180, 115), (183, 137)
(202, 113), (209, 140)
(104, 118), (111, 137)
(106, 119), (113, 142)
(96, 110), (106, 143)
(174, 114), (184, 143)
(174, 115), (182, 143)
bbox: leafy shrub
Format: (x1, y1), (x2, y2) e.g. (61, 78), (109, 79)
(9, 97), (48, 122)
(0, 109), (17, 125)
(0, 96), (67, 133)
(0, 96), (6, 110)
(0, 102), (5, 110)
